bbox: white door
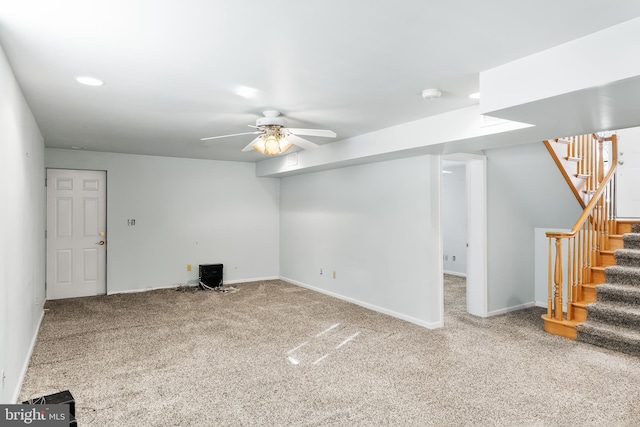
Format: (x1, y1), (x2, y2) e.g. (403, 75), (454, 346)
(46, 169), (107, 299)
(616, 127), (640, 218)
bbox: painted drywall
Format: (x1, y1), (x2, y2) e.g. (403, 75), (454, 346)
(0, 44), (46, 403)
(485, 142), (581, 314)
(442, 164), (467, 276)
(280, 156), (443, 328)
(45, 149), (280, 293)
(481, 17), (640, 115)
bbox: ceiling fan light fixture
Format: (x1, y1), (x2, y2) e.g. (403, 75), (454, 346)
(252, 133), (293, 156)
(264, 134), (281, 155)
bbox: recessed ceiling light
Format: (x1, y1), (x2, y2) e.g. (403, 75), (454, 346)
(236, 86), (258, 99)
(422, 88), (442, 100)
(76, 76), (104, 86)
(469, 92), (480, 100)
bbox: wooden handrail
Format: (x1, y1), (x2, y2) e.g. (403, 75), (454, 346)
(546, 134), (617, 239)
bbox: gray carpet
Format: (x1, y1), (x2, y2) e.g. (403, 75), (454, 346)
(578, 230), (640, 356)
(19, 276), (640, 426)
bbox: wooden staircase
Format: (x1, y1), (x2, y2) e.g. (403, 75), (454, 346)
(541, 133), (619, 339)
(543, 220), (638, 339)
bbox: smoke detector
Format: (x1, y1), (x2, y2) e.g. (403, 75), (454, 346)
(422, 88), (442, 100)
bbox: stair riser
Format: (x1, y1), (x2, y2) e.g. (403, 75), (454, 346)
(597, 293), (640, 306)
(605, 271), (640, 287)
(623, 236), (640, 250)
(609, 237), (624, 250)
(572, 305), (587, 322)
(587, 310), (640, 330)
(616, 257), (640, 268)
(576, 332), (640, 357)
(592, 269), (606, 284)
(581, 286), (597, 302)
(599, 252), (616, 267)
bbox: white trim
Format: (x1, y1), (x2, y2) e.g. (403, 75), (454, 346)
(12, 310), (45, 403)
(443, 270), (467, 278)
(487, 302), (535, 317)
(281, 277), (443, 329)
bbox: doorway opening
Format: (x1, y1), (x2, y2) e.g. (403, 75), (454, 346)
(441, 154), (487, 321)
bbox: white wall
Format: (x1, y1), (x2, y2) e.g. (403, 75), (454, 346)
(280, 156), (443, 328)
(442, 164), (467, 276)
(485, 142), (581, 315)
(45, 149), (280, 293)
(0, 45), (46, 403)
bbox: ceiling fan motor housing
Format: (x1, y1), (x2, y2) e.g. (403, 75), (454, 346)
(256, 110), (286, 127)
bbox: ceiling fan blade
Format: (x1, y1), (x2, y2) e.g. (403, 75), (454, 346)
(200, 131), (260, 141)
(287, 134), (319, 150)
(242, 137), (261, 152)
(287, 128), (336, 138)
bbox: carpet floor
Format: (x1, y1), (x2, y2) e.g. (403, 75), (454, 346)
(19, 276), (640, 426)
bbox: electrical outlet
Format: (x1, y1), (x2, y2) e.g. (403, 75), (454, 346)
(187, 264), (192, 272)
(444, 255), (448, 261)
(453, 256), (456, 261)
(332, 271), (336, 279)
(320, 268), (323, 275)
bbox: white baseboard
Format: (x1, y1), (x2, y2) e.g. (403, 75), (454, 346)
(280, 277), (443, 329)
(487, 301), (536, 317)
(443, 270), (467, 278)
(12, 309), (45, 403)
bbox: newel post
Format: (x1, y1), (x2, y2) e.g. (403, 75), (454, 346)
(554, 238), (563, 320)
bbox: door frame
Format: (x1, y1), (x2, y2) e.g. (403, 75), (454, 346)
(441, 153), (488, 318)
(46, 168), (108, 299)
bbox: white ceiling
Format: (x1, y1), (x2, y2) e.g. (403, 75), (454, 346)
(2, 1), (640, 162)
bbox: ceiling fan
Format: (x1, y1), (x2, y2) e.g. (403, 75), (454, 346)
(201, 110), (336, 156)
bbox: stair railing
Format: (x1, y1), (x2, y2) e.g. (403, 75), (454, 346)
(544, 134), (611, 208)
(545, 134), (617, 322)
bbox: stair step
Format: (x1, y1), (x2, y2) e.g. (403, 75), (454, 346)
(542, 314), (577, 339)
(565, 156), (581, 162)
(623, 233), (640, 250)
(609, 235), (624, 250)
(556, 138), (572, 144)
(615, 221), (640, 234)
(597, 283), (640, 306)
(586, 301), (640, 329)
(581, 283), (598, 302)
(576, 321), (640, 357)
(571, 302), (588, 322)
(575, 174), (590, 179)
(599, 250), (616, 267)
(615, 248), (640, 267)
(591, 266), (606, 284)
(605, 265), (640, 287)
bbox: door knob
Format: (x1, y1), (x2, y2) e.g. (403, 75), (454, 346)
(98, 241), (105, 245)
